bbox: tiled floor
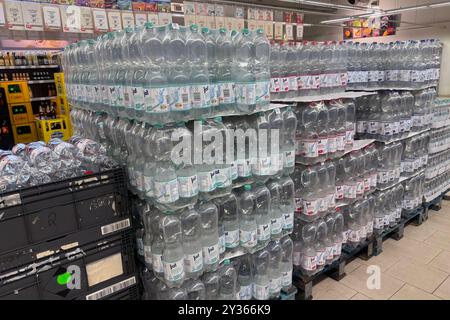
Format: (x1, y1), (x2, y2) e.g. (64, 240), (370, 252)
(313, 202), (450, 300)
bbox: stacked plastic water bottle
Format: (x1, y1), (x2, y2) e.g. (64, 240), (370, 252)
(402, 172), (425, 213)
(423, 98), (450, 203)
(375, 142), (403, 190)
(294, 99), (355, 164)
(134, 198), (294, 300)
(270, 41), (349, 99)
(371, 185), (404, 235)
(400, 132), (429, 178)
(346, 40), (442, 90)
(0, 139), (115, 192)
(62, 24), (272, 123)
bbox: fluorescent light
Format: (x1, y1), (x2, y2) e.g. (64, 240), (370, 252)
(429, 1), (450, 8)
(388, 5), (428, 14)
(321, 17), (354, 24)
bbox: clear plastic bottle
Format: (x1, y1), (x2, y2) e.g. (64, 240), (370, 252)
(161, 212), (185, 287)
(198, 201), (220, 272)
(267, 179), (284, 239)
(315, 219), (328, 272)
(237, 254), (253, 300)
(216, 28), (236, 114)
(281, 107), (297, 175)
(254, 28), (271, 111)
(279, 236), (293, 290)
(253, 182), (272, 244)
(184, 279), (206, 300)
(218, 260), (238, 300)
(279, 174), (295, 234)
(214, 193), (240, 250)
(252, 248), (270, 300)
(238, 184), (258, 248)
(267, 241), (282, 298)
(202, 272), (220, 300)
(180, 207), (204, 279)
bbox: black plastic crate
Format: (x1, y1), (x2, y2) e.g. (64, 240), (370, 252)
(0, 168), (129, 255)
(0, 215), (131, 274)
(0, 229), (136, 300)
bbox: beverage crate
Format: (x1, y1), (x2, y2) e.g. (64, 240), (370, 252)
(0, 230), (136, 300)
(0, 167), (129, 256)
(35, 115), (71, 142)
(8, 102), (34, 125)
(11, 122), (37, 144)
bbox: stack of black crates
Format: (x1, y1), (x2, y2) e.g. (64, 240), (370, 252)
(0, 167), (138, 300)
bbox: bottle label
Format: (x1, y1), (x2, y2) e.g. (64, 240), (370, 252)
(132, 86), (145, 109)
(403, 199), (415, 210)
(203, 243), (219, 265)
(237, 158), (252, 177)
(363, 177), (371, 192)
(335, 185), (344, 200)
(328, 136), (337, 154)
(343, 229), (351, 243)
(284, 150), (295, 168)
(366, 221), (374, 234)
(270, 153), (282, 174)
(123, 86), (133, 108)
(218, 82), (235, 105)
(154, 179), (179, 204)
(253, 283), (269, 300)
(135, 171), (145, 192)
(144, 245), (152, 265)
(349, 230), (360, 243)
(256, 80), (271, 103)
(356, 180), (364, 196)
(399, 70), (411, 82)
(368, 121), (380, 134)
(116, 85), (124, 106)
(252, 156), (271, 176)
(316, 249), (326, 266)
(347, 71), (358, 84)
(239, 285), (253, 300)
(269, 277), (282, 295)
(281, 270), (292, 287)
(163, 258), (185, 282)
(225, 229), (240, 248)
(377, 171), (389, 184)
(378, 70), (385, 82)
(358, 71), (369, 83)
(374, 217), (384, 229)
(197, 170), (215, 192)
(184, 251), (203, 273)
(178, 175), (198, 198)
(235, 82), (256, 105)
(300, 139), (319, 158)
(209, 83), (219, 107)
(302, 254), (317, 271)
(270, 78), (281, 93)
(191, 84), (210, 109)
(214, 167), (232, 188)
(411, 70), (421, 82)
(293, 251), (302, 266)
(303, 199), (319, 216)
(356, 121), (367, 134)
(283, 212), (294, 230)
(144, 87), (169, 113)
(271, 217), (283, 235)
(327, 193), (336, 209)
(152, 253), (163, 273)
(326, 246), (334, 260)
(281, 77), (290, 92)
(344, 184), (357, 199)
(240, 229), (257, 248)
(386, 70), (399, 81)
(168, 85), (191, 111)
(295, 197), (303, 214)
(368, 70), (379, 83)
(333, 242), (342, 256)
(319, 197), (328, 213)
(288, 76), (297, 92)
(144, 175), (153, 197)
(257, 223), (271, 241)
(402, 160), (414, 173)
(317, 138), (328, 155)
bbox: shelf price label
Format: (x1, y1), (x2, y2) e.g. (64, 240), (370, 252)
(121, 11), (135, 29)
(43, 5), (61, 30)
(107, 10), (122, 31)
(92, 8), (108, 32)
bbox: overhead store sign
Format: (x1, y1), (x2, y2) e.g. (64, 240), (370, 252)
(344, 15), (398, 39)
(43, 5), (62, 30)
(4, 0), (24, 30)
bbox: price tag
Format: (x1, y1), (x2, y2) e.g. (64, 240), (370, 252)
(43, 5), (61, 30)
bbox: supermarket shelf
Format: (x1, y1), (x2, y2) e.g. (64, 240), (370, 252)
(219, 230), (291, 263)
(30, 96), (57, 101)
(27, 80), (54, 84)
(295, 139), (375, 166)
(377, 168), (425, 192)
(0, 65), (59, 70)
(272, 91), (377, 103)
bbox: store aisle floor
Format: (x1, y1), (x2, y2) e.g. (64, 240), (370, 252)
(314, 200), (450, 300)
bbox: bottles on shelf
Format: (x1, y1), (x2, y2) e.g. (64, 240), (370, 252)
(0, 51), (58, 67)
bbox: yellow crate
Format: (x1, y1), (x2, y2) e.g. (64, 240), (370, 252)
(12, 122), (38, 144)
(8, 102), (34, 125)
(54, 72), (66, 97)
(56, 95), (69, 115)
(0, 81), (30, 104)
(35, 115), (71, 143)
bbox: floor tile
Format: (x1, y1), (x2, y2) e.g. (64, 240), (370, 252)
(424, 230), (450, 251)
(350, 293), (373, 300)
(403, 223), (437, 242)
(386, 258), (448, 293)
(358, 248), (402, 272)
(381, 237), (442, 265)
(429, 250), (450, 273)
(312, 277), (357, 300)
(389, 284), (441, 300)
(434, 276), (450, 299)
(345, 259), (362, 274)
(340, 264), (404, 300)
